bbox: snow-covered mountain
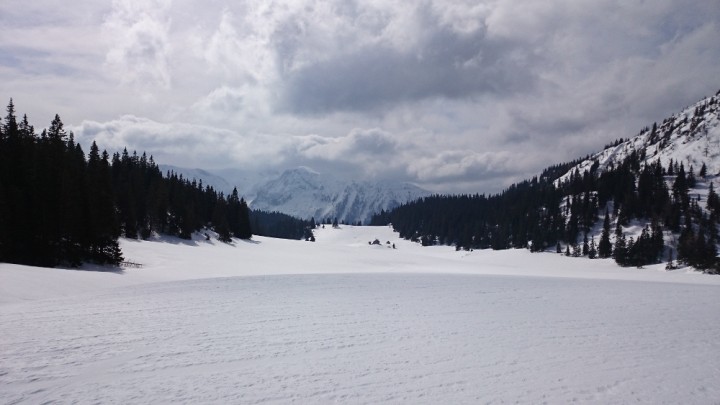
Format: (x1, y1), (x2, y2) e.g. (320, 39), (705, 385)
(156, 164), (430, 223)
(159, 165), (235, 194)
(250, 167), (431, 223)
(555, 90), (720, 183)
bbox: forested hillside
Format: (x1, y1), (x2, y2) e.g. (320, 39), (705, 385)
(0, 100), (312, 268)
(372, 90), (720, 273)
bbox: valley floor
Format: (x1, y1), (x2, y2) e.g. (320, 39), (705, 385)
(2, 226), (720, 403)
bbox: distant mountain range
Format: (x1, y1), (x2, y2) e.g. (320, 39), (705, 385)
(159, 165), (430, 224)
(250, 167), (430, 224)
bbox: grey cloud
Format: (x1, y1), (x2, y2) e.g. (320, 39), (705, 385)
(3, 0), (720, 196)
(277, 8), (534, 114)
(0, 46), (85, 77)
(292, 128), (399, 163)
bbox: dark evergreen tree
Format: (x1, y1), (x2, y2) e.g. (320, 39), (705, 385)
(250, 210), (313, 240)
(210, 193), (230, 242)
(588, 236), (597, 259)
(598, 209), (612, 258)
(226, 188), (252, 239)
(614, 231), (627, 266)
(707, 182), (720, 215)
(688, 165), (696, 188)
(0, 100), (312, 268)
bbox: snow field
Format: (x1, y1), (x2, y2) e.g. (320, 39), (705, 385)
(2, 225), (720, 403)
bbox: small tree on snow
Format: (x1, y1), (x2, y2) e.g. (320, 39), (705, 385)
(588, 237), (597, 259)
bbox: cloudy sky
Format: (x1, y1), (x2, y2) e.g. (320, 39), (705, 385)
(2, 0), (719, 193)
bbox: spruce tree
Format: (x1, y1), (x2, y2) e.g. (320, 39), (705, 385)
(707, 182), (720, 214)
(614, 233), (627, 266)
(598, 209), (612, 258)
(212, 195), (232, 243)
(688, 166), (696, 188)
(588, 236), (597, 259)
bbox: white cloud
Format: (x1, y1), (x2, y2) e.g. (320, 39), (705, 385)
(408, 150), (517, 182)
(71, 115), (283, 170)
(295, 128), (396, 158)
(103, 0), (173, 92)
(3, 0), (720, 194)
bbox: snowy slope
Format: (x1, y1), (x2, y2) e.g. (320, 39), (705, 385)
(250, 167), (430, 223)
(555, 91), (720, 184)
(2, 227), (720, 404)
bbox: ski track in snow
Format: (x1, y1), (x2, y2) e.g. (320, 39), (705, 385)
(2, 226), (720, 403)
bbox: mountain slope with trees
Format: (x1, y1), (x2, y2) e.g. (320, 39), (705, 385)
(0, 100), (313, 268)
(372, 89), (720, 273)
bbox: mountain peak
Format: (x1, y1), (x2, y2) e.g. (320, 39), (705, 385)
(288, 166), (320, 176)
(250, 171), (430, 223)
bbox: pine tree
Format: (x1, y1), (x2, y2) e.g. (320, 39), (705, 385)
(614, 233), (627, 266)
(598, 209), (612, 258)
(673, 164), (688, 203)
(236, 198), (252, 239)
(86, 142), (122, 264)
(572, 241), (582, 257)
(213, 195), (232, 243)
(677, 225), (695, 265)
(47, 114), (67, 143)
(688, 166), (696, 188)
(588, 236), (597, 259)
(625, 237), (636, 266)
(3, 98), (18, 137)
(707, 182), (720, 214)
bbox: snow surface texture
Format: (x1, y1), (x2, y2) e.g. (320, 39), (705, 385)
(2, 226), (720, 404)
(250, 167), (430, 223)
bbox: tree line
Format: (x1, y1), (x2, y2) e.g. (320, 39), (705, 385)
(0, 100), (309, 268)
(372, 94), (720, 273)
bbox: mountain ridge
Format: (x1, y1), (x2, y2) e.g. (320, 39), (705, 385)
(250, 167), (431, 223)
(555, 90), (720, 184)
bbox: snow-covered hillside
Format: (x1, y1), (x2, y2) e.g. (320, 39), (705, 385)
(2, 227), (720, 403)
(556, 90), (720, 184)
(250, 167), (430, 223)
